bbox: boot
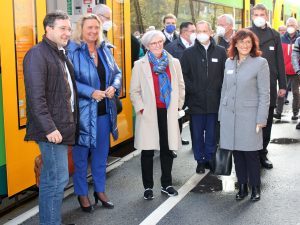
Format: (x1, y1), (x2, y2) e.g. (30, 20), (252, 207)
(250, 186), (260, 201)
(236, 183), (248, 200)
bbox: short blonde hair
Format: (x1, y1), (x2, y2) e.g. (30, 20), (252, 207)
(72, 14), (103, 46)
(196, 20), (212, 31)
(141, 30), (166, 49)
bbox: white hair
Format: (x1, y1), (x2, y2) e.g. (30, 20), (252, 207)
(286, 17), (298, 26)
(141, 30), (166, 49)
(93, 4), (112, 16)
(218, 14), (234, 26)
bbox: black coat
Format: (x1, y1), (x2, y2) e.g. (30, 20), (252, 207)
(249, 25), (287, 107)
(164, 37), (186, 60)
(180, 39), (227, 114)
(23, 36), (78, 145)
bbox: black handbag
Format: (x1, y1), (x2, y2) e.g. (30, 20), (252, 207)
(115, 96), (122, 114)
(213, 148), (233, 176)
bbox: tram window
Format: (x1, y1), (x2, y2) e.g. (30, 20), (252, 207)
(281, 5), (284, 21)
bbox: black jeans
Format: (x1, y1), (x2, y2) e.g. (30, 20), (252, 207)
(260, 106), (275, 157)
(141, 108), (174, 189)
(233, 150), (260, 186)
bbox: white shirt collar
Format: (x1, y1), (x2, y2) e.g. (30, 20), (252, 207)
(180, 36), (191, 48)
(164, 30), (174, 41)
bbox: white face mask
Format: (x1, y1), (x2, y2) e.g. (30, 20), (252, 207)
(216, 26), (226, 37)
(287, 27), (296, 34)
(253, 17), (266, 28)
(189, 32), (196, 44)
(102, 21), (113, 31)
(196, 33), (210, 43)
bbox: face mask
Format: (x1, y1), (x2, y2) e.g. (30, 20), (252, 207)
(135, 35), (140, 39)
(216, 26), (226, 37)
(102, 21), (113, 31)
(189, 32), (196, 44)
(165, 24), (176, 34)
(253, 17), (266, 28)
(287, 27), (295, 34)
(197, 33), (210, 43)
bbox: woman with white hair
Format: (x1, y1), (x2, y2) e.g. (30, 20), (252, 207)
(67, 14), (122, 212)
(130, 30), (185, 200)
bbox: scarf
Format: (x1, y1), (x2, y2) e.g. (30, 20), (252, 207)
(147, 50), (172, 108)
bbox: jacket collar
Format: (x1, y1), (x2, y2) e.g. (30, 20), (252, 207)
(42, 35), (67, 54)
(194, 37), (215, 51)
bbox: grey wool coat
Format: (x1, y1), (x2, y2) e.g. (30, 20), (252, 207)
(219, 56), (270, 151)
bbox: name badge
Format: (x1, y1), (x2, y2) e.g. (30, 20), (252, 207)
(269, 46), (275, 51)
(227, 70), (234, 74)
(212, 58), (218, 62)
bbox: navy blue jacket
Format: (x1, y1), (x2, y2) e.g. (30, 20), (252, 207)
(67, 41), (122, 148)
(164, 37), (186, 60)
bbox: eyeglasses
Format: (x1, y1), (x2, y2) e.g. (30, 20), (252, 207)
(149, 40), (164, 47)
(98, 14), (111, 21)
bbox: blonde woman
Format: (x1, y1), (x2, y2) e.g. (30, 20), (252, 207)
(68, 14), (121, 212)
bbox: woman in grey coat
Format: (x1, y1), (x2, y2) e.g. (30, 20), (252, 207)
(219, 29), (270, 201)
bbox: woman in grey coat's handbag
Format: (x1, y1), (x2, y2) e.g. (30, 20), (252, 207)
(219, 29), (270, 201)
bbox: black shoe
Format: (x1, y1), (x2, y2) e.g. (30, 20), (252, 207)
(161, 186), (178, 196)
(61, 223), (76, 225)
(93, 192), (114, 209)
(296, 123), (300, 129)
(273, 113), (281, 120)
(284, 99), (289, 104)
(77, 196), (93, 213)
(196, 162), (205, 174)
(260, 156), (273, 169)
(143, 188), (154, 200)
(291, 114), (298, 120)
(250, 186), (260, 201)
(171, 151), (177, 158)
(181, 139), (189, 145)
(236, 184), (248, 200)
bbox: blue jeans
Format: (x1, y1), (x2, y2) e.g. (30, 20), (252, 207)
(190, 113), (217, 163)
(72, 114), (110, 195)
(38, 142), (69, 225)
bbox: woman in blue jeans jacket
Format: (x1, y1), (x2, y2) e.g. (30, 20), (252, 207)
(68, 14), (121, 212)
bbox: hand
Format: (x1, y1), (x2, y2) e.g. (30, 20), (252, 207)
(92, 90), (106, 102)
(278, 89), (286, 97)
(46, 129), (62, 144)
(105, 86), (116, 99)
(256, 123), (266, 133)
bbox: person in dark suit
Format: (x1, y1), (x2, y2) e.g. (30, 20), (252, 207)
(165, 22), (196, 146)
(162, 13), (179, 47)
(180, 20), (227, 174)
(249, 3), (287, 169)
(214, 14), (235, 50)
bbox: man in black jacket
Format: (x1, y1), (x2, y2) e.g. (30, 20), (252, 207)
(181, 20), (227, 174)
(165, 22), (196, 146)
(249, 4), (287, 169)
(23, 11), (77, 225)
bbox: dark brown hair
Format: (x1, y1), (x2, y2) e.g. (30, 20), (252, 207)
(227, 29), (261, 59)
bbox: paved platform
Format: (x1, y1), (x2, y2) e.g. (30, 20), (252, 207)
(1, 97), (300, 225)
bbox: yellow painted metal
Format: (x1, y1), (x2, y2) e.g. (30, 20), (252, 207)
(243, 0), (251, 28)
(106, 0), (133, 147)
(273, 0), (285, 30)
(0, 0), (46, 196)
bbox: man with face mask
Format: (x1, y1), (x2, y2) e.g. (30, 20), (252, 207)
(93, 4), (113, 38)
(180, 20), (227, 174)
(214, 14), (235, 49)
(165, 22), (196, 147)
(162, 13), (178, 47)
(249, 4), (286, 169)
(274, 17), (300, 121)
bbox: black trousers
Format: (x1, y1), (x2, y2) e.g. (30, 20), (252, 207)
(233, 151), (260, 186)
(178, 117), (183, 134)
(260, 106), (275, 157)
(141, 108), (174, 189)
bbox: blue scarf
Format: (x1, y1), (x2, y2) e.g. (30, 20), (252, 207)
(147, 50), (172, 108)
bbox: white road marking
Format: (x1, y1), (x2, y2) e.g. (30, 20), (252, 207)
(4, 206), (38, 225)
(139, 171), (209, 225)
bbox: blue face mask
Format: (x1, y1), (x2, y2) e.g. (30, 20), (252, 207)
(165, 24), (176, 34)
